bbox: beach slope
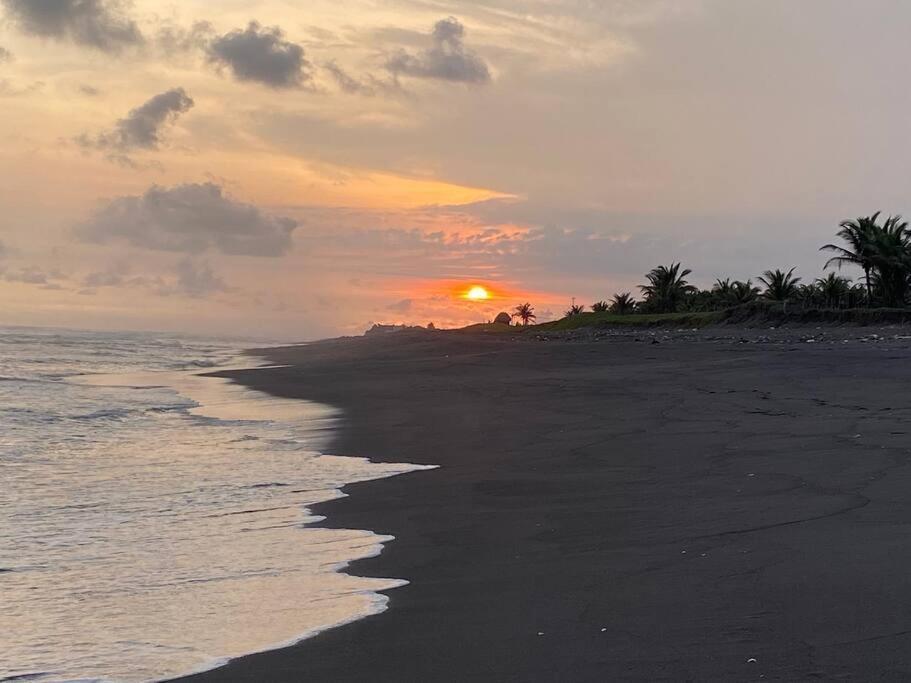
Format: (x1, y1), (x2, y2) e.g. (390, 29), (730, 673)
(177, 330), (911, 681)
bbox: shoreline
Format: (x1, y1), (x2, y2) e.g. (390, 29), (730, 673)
(177, 328), (911, 680)
(73, 353), (432, 683)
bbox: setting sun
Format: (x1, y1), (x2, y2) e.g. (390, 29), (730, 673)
(465, 286), (490, 301)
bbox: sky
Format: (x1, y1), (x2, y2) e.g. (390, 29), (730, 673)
(2, 0), (911, 340)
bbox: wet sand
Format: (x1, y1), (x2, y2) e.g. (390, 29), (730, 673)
(176, 328), (911, 681)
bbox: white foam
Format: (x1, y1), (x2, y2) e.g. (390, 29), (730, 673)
(4, 347), (436, 683)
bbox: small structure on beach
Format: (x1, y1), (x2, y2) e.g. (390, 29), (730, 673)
(493, 312), (512, 325)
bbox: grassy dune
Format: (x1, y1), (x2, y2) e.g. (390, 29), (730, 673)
(534, 310), (721, 331)
(453, 303), (911, 336)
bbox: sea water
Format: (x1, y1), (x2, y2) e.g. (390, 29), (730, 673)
(0, 326), (432, 682)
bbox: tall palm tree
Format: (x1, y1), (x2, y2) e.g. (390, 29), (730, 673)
(639, 263), (696, 313)
(610, 292), (636, 314)
(758, 268), (801, 302)
(591, 300), (610, 313)
(868, 214), (911, 306)
(512, 302), (536, 326)
(821, 213), (881, 303)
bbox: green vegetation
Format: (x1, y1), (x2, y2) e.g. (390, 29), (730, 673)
(758, 268), (801, 302)
(610, 292), (636, 314)
(510, 212), (911, 330)
(638, 263), (696, 313)
(536, 310), (721, 332)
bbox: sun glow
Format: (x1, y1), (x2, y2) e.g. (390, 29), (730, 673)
(465, 286), (490, 301)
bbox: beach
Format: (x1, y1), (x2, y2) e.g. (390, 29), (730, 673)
(178, 327), (911, 681)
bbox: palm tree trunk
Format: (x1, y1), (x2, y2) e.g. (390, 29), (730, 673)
(865, 267), (872, 306)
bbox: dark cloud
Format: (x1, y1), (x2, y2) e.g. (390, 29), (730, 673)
(76, 182), (298, 257)
(77, 88), (193, 160)
(78, 83), (101, 96)
(207, 21), (311, 88)
(2, 0), (143, 52)
(386, 17), (490, 84)
(0, 46), (12, 62)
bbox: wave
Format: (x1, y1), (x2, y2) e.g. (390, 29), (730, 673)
(71, 408), (137, 421)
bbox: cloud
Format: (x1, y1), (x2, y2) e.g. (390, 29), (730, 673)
(385, 17), (490, 84)
(156, 20), (213, 55)
(0, 78), (42, 97)
(1, 0), (143, 52)
(78, 83), (101, 96)
(4, 265), (60, 284)
(82, 258), (226, 298)
(76, 182), (298, 257)
(82, 261), (130, 287)
(77, 88), (194, 159)
(387, 298), (412, 312)
(158, 258), (227, 298)
(207, 21), (311, 88)
(323, 60), (402, 97)
(324, 60), (371, 94)
(0, 46), (11, 63)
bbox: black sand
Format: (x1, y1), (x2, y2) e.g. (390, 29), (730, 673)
(176, 329), (911, 681)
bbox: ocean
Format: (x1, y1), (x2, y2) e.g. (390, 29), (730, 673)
(0, 326), (432, 682)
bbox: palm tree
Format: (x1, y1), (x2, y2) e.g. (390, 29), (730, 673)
(639, 263), (696, 313)
(819, 212), (911, 305)
(821, 213), (878, 301)
(512, 302), (536, 326)
(712, 278), (734, 301)
(758, 268), (801, 302)
(711, 278), (758, 307)
(566, 303), (585, 316)
(730, 280), (760, 305)
(796, 282), (822, 308)
(823, 213), (911, 306)
(591, 300), (610, 313)
(869, 215), (911, 306)
(815, 272), (852, 308)
(610, 292), (636, 314)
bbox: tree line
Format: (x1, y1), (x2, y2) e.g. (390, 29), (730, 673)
(511, 212), (911, 323)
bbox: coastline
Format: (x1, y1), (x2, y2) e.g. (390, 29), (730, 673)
(177, 327), (911, 681)
(66, 352), (432, 683)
